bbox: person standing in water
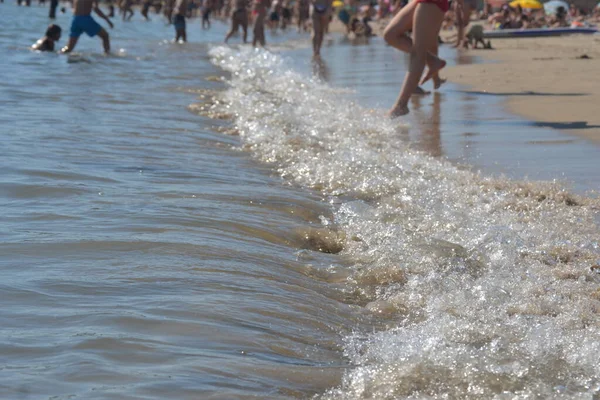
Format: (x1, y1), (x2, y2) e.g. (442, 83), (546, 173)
(201, 0), (213, 29)
(141, 0), (152, 20)
(225, 0), (249, 43)
(296, 0), (309, 32)
(252, 0), (270, 47)
(383, 0), (453, 116)
(120, 0), (135, 21)
(311, 0), (332, 57)
(49, 0), (59, 18)
(172, 0), (188, 42)
(61, 0), (113, 54)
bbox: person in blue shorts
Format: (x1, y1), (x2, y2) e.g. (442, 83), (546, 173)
(61, 0), (114, 54)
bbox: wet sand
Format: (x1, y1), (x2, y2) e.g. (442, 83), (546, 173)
(332, 18), (600, 141)
(442, 34), (600, 142)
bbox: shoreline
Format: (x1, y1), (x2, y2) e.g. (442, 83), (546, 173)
(441, 33), (600, 143)
(331, 19), (600, 144)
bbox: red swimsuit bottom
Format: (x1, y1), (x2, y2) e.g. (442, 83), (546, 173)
(415, 0), (449, 13)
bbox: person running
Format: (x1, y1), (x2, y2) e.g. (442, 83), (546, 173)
(225, 0), (249, 43)
(252, 0), (270, 47)
(382, 0), (452, 116)
(311, 0), (332, 57)
(61, 0), (113, 54)
(172, 0), (188, 42)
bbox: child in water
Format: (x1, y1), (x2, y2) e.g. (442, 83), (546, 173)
(32, 24), (62, 51)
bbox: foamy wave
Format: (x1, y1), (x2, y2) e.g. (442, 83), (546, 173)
(207, 46), (600, 399)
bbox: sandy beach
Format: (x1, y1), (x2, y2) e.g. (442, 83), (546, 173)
(443, 33), (600, 142)
(4, 2), (600, 398)
(336, 17), (600, 142)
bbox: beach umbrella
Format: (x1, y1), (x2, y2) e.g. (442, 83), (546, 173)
(544, 0), (569, 14)
(509, 0), (543, 8)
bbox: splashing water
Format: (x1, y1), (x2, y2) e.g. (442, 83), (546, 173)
(205, 46), (600, 399)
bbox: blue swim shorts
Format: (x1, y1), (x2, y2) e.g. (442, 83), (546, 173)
(173, 14), (186, 30)
(70, 15), (102, 38)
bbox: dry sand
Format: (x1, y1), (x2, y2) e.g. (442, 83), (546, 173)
(442, 33), (600, 142)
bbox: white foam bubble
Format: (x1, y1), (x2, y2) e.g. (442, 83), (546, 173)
(208, 46), (600, 399)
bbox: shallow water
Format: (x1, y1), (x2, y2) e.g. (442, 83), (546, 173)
(2, 2), (600, 399)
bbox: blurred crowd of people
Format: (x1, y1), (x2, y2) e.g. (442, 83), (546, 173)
(484, 2), (599, 29)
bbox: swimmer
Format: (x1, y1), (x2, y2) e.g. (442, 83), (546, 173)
(172, 0), (188, 42)
(224, 0), (249, 43)
(61, 0), (114, 54)
(311, 0), (332, 57)
(32, 24), (62, 52)
(383, 0), (452, 116)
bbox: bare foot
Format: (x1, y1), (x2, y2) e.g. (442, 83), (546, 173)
(421, 58), (447, 86)
(413, 86), (431, 95)
(388, 104), (409, 118)
(433, 76), (446, 90)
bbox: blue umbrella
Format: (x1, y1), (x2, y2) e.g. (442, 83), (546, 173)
(544, 0), (569, 14)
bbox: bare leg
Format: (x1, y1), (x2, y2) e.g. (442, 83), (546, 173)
(382, 1), (417, 53)
(254, 13), (266, 46)
(242, 20), (248, 43)
(98, 28), (110, 54)
(389, 3), (444, 117)
(312, 14), (326, 56)
(455, 3), (471, 48)
(253, 12), (265, 46)
(259, 23), (265, 46)
(61, 36), (79, 53)
(454, 2), (464, 47)
(430, 35), (446, 89)
(225, 19), (239, 43)
(384, 2), (445, 92)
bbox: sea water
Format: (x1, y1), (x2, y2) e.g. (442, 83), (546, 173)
(2, 2), (600, 399)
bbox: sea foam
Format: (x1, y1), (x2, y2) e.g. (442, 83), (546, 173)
(206, 46), (600, 399)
